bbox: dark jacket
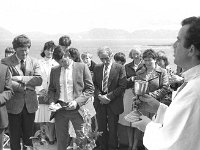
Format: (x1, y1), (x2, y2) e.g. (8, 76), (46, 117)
(125, 60), (144, 89)
(0, 64), (13, 128)
(93, 62), (127, 115)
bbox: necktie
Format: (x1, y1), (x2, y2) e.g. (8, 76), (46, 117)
(102, 65), (109, 93)
(20, 60), (26, 75)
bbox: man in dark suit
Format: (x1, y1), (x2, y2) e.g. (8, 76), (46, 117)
(1, 35), (42, 150)
(0, 63), (12, 150)
(93, 46), (127, 150)
(48, 45), (94, 150)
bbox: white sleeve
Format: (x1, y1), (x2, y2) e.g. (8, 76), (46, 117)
(143, 87), (200, 150)
(154, 103), (168, 123)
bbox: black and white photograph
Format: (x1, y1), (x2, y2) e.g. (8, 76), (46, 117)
(0, 0), (200, 150)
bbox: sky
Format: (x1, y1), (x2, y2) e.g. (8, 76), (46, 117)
(0, 0), (199, 34)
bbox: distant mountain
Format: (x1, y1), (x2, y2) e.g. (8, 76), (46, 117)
(24, 32), (63, 41)
(77, 28), (131, 39)
(0, 27), (178, 41)
(0, 27), (13, 40)
(130, 29), (178, 39)
(71, 28), (177, 40)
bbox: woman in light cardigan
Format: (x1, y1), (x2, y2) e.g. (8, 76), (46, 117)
(35, 41), (58, 144)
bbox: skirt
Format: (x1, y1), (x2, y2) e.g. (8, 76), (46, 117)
(118, 89), (135, 126)
(35, 104), (54, 123)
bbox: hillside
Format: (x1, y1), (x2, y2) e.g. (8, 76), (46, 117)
(0, 27), (178, 41)
(0, 27), (13, 40)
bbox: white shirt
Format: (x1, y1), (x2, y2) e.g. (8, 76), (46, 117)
(143, 64), (200, 150)
(59, 62), (73, 103)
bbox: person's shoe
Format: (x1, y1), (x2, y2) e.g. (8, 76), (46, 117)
(48, 140), (55, 145)
(128, 147), (132, 150)
(40, 141), (44, 145)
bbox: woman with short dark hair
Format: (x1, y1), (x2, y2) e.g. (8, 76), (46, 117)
(35, 41), (58, 145)
(114, 52), (126, 65)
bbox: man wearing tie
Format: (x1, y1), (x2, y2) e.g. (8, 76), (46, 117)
(93, 46), (127, 150)
(48, 45), (94, 150)
(1, 35), (42, 150)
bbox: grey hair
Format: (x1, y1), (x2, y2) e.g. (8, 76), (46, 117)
(97, 46), (113, 57)
(129, 49), (142, 59)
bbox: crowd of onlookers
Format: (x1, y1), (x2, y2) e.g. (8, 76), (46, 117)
(2, 16), (200, 150)
(0, 34), (183, 150)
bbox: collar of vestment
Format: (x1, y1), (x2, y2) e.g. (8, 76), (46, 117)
(182, 64), (200, 82)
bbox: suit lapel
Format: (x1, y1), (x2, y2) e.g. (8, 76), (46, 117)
(72, 62), (78, 100)
(98, 64), (104, 90)
(136, 62), (144, 72)
(11, 55), (23, 76)
(107, 63), (116, 88)
(100, 64), (104, 82)
(56, 66), (61, 87)
(72, 62), (77, 87)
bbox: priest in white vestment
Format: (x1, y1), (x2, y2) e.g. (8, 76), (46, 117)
(131, 16), (200, 150)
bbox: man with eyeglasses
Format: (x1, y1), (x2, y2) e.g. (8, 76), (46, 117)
(93, 46), (127, 150)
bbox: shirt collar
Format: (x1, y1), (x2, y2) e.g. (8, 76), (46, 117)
(68, 61), (73, 70)
(15, 54), (26, 63)
(62, 61), (73, 70)
(104, 62), (112, 69)
(182, 64), (200, 82)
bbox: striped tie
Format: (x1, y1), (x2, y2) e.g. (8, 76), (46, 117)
(102, 65), (109, 93)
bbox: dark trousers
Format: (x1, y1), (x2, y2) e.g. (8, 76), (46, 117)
(96, 105), (119, 150)
(8, 106), (35, 150)
(55, 109), (84, 150)
(0, 128), (5, 150)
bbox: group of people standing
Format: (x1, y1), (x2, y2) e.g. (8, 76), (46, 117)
(1, 16), (200, 150)
(114, 47), (182, 150)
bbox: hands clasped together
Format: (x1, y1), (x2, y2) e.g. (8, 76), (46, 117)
(98, 94), (111, 104)
(130, 94), (160, 132)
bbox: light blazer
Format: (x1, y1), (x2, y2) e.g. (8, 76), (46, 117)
(1, 54), (43, 114)
(0, 63), (12, 128)
(48, 62), (94, 118)
(93, 62), (127, 115)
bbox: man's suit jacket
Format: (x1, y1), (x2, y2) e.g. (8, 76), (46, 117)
(0, 63), (12, 128)
(1, 54), (42, 114)
(48, 62), (94, 119)
(93, 62), (127, 115)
